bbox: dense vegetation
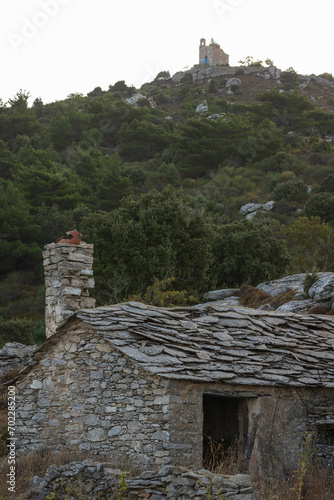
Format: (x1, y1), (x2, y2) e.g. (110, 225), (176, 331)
(1, 69), (334, 346)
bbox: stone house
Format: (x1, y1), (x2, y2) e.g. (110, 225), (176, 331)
(199, 38), (229, 66)
(11, 241), (334, 474)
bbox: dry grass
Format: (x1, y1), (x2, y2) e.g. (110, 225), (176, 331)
(0, 444), (332, 499)
(203, 438), (244, 475)
(239, 284), (299, 311)
(256, 465), (334, 500)
(238, 284), (273, 309)
(0, 447), (98, 500)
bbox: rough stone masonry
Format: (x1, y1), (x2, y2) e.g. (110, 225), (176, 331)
(43, 242), (95, 338)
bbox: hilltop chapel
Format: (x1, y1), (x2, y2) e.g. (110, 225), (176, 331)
(199, 38), (229, 66)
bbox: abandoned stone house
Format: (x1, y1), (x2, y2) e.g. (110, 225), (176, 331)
(11, 241), (334, 475)
(199, 38), (229, 66)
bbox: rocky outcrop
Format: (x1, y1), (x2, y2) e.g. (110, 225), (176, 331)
(257, 273), (334, 299)
(226, 78), (242, 88)
(239, 201), (275, 219)
(172, 65), (271, 83)
(203, 288), (238, 301)
(125, 93), (146, 106)
(0, 342), (37, 377)
(203, 273), (334, 315)
(308, 275), (334, 302)
(196, 102), (209, 114)
(28, 461), (259, 500)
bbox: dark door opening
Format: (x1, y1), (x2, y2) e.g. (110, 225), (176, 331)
(203, 394), (247, 470)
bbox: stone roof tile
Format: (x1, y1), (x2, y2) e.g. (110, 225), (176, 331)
(76, 302), (334, 387)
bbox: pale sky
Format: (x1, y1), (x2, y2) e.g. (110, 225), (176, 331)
(1, 0), (333, 104)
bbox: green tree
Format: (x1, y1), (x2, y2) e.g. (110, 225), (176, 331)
(286, 216), (334, 272)
(118, 119), (171, 161)
(95, 154), (133, 211)
(255, 90), (314, 131)
(211, 220), (290, 288)
(319, 174), (334, 193)
(87, 86), (105, 97)
(14, 146), (78, 210)
(272, 179), (308, 203)
(154, 71), (171, 82)
(0, 182), (41, 274)
(0, 140), (21, 179)
(109, 80), (128, 92)
(48, 113), (75, 151)
(81, 187), (214, 303)
(239, 119), (284, 161)
(280, 67), (300, 90)
(177, 115), (253, 177)
(0, 90), (40, 145)
(208, 79), (218, 93)
(304, 192), (334, 224)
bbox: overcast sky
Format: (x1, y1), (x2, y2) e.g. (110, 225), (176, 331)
(1, 0), (333, 104)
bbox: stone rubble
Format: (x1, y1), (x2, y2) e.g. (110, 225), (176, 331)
(0, 342), (37, 377)
(28, 461), (259, 500)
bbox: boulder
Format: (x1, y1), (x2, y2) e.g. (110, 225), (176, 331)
(276, 300), (314, 313)
(262, 201), (275, 211)
(257, 273), (334, 298)
(219, 297), (241, 306)
(240, 201), (275, 217)
(226, 78), (242, 87)
(239, 203), (264, 215)
(257, 274), (308, 297)
(125, 93), (146, 106)
(203, 289), (239, 301)
(196, 102), (209, 114)
(309, 275), (334, 302)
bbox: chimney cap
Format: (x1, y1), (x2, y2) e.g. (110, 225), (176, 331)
(57, 230), (82, 245)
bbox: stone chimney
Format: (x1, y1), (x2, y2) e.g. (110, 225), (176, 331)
(43, 240), (95, 338)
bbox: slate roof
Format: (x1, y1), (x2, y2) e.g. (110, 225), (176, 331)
(77, 301), (334, 388)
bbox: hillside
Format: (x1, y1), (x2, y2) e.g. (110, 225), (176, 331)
(1, 63), (334, 346)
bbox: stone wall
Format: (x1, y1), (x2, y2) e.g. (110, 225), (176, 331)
(199, 42), (229, 66)
(167, 382), (334, 475)
(172, 65), (273, 82)
(0, 342), (37, 377)
(43, 242), (95, 338)
(14, 317), (334, 473)
(15, 320), (172, 467)
(29, 461), (259, 499)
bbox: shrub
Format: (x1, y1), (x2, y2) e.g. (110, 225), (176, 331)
(0, 318), (34, 347)
(272, 179), (308, 203)
(303, 272), (319, 298)
(128, 278), (198, 307)
(319, 173), (334, 193)
(304, 192), (334, 223)
(180, 73), (193, 84)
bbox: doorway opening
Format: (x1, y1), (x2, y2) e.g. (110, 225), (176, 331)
(203, 393), (248, 471)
